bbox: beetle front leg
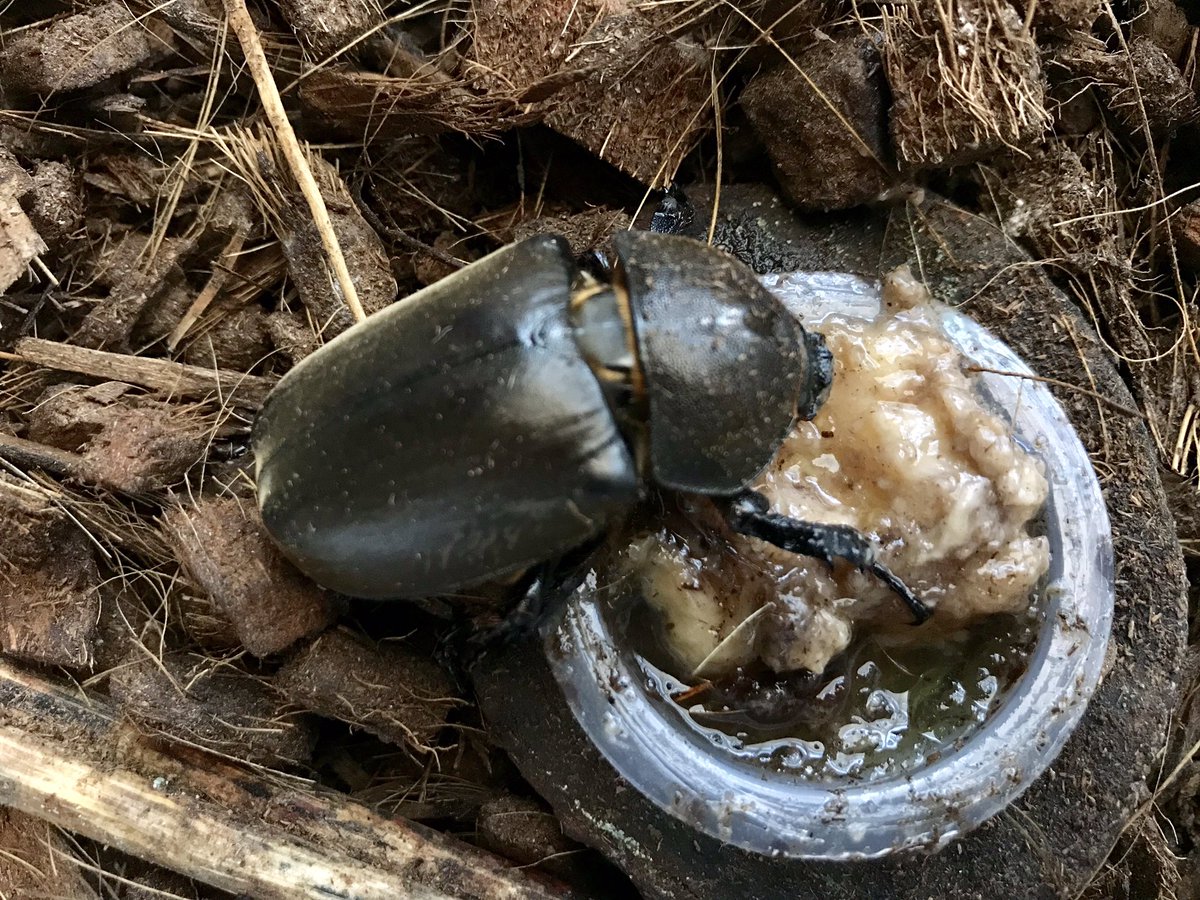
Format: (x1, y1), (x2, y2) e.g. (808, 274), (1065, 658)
(727, 490), (932, 625)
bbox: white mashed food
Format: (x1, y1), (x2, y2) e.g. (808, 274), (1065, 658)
(621, 267), (1050, 678)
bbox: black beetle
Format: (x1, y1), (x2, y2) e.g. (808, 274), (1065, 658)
(252, 231), (930, 626)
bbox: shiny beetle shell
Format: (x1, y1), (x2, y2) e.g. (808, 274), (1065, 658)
(253, 231), (831, 600)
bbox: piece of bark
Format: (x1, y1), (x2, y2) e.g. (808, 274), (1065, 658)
(0, 1), (174, 95)
(162, 498), (337, 657)
(277, 154), (396, 338)
(11, 336), (276, 407)
(0, 475), (99, 668)
(277, 629), (461, 752)
(26, 159), (84, 251)
(266, 309), (321, 366)
(543, 14), (711, 186)
(0, 146), (32, 197)
(27, 382), (210, 494)
(0, 191), (47, 293)
(0, 148), (46, 293)
(0, 657), (571, 900)
(468, 0), (602, 96)
(277, 0), (384, 58)
(741, 36), (892, 211)
(883, 0), (1051, 167)
(109, 651), (317, 767)
(181, 304), (274, 372)
(1058, 36), (1199, 135)
(0, 808), (98, 899)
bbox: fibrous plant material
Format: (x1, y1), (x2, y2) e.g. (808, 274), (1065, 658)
(277, 0), (385, 59)
(542, 13), (712, 186)
(882, 0), (1051, 167)
(219, 127), (395, 337)
(0, 658), (567, 900)
(0, 147), (48, 295)
(162, 498), (337, 657)
(0, 1), (174, 95)
(276, 628), (461, 754)
(109, 651), (317, 767)
(740, 35), (892, 211)
(1057, 36), (1200, 135)
(0, 474), (99, 669)
(26, 383), (211, 495)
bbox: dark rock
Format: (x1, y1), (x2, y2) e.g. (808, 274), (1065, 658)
(741, 36), (892, 210)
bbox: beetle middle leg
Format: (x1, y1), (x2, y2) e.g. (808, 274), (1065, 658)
(727, 490), (932, 624)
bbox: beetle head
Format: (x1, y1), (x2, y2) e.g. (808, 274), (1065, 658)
(797, 330), (834, 421)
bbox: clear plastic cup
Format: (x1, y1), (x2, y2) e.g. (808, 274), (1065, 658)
(545, 272), (1114, 859)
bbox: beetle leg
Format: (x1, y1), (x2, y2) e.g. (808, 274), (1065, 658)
(727, 490), (932, 625)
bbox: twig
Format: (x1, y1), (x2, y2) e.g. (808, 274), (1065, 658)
(964, 365), (1145, 419)
(0, 658), (569, 900)
(5, 338), (275, 408)
(167, 228), (248, 351)
(219, 0), (366, 323)
(0, 432), (84, 480)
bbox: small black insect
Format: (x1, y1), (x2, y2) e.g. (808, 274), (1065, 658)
(252, 231), (930, 634)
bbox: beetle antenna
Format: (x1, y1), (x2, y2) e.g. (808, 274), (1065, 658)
(726, 491), (932, 625)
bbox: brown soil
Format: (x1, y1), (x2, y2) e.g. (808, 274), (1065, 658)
(0, 0), (1198, 897)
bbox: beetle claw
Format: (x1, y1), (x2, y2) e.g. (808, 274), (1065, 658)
(726, 492), (931, 625)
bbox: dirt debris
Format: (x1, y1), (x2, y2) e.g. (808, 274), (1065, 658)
(109, 651), (317, 767)
(477, 794), (584, 879)
(1131, 0), (1192, 61)
(1027, 0), (1102, 30)
(0, 474), (99, 669)
(162, 497), (338, 657)
(1058, 36), (1200, 134)
(508, 206), (632, 257)
(882, 0), (1050, 167)
(0, 808), (96, 899)
(0, 1), (175, 96)
(75, 232), (197, 351)
(740, 35), (892, 210)
(25, 159), (84, 252)
(1177, 201), (1200, 273)
(276, 628), (461, 753)
(180, 304), (274, 372)
(27, 383), (211, 495)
